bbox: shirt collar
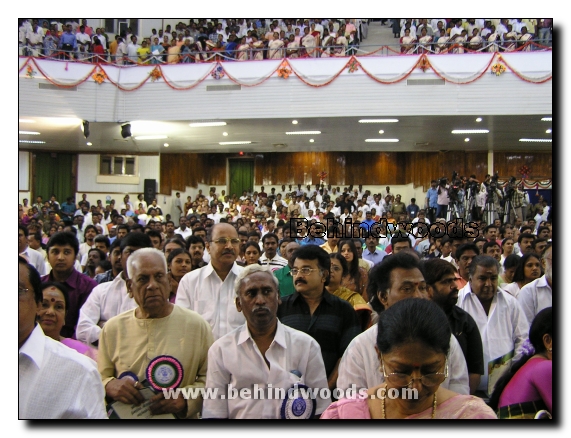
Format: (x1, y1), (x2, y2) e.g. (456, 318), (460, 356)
(204, 261), (242, 279)
(19, 324), (45, 369)
(537, 275), (550, 288)
(237, 320), (287, 348)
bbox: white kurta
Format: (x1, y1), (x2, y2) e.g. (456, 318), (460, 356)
(76, 274), (136, 345)
(457, 283), (529, 394)
(336, 324), (470, 395)
(175, 262), (245, 340)
(517, 275), (552, 325)
(203, 321), (330, 418)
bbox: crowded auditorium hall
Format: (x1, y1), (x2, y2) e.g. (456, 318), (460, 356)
(19, 18), (553, 421)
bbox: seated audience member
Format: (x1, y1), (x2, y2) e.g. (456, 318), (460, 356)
(95, 240), (122, 284)
(186, 235), (207, 271)
(339, 239), (369, 301)
(19, 257), (107, 419)
(501, 252), (542, 298)
(500, 254), (521, 286)
(337, 252), (469, 395)
(273, 241), (300, 298)
(457, 256), (529, 397)
(259, 233), (288, 269)
(203, 265), (330, 419)
(490, 307), (552, 419)
(244, 241), (262, 265)
(76, 232), (152, 345)
(322, 299), (496, 419)
(83, 248), (106, 279)
(98, 248), (213, 419)
(19, 225), (47, 275)
(38, 282), (98, 360)
(454, 243), (479, 289)
(166, 248), (192, 302)
(41, 232), (98, 338)
(518, 244), (552, 325)
(423, 259), (484, 394)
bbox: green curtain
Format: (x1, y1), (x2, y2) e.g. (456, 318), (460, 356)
(229, 159), (254, 199)
(34, 152), (74, 203)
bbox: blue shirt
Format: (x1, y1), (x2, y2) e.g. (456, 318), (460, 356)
(300, 236), (326, 246)
(362, 247), (387, 266)
(426, 188), (438, 208)
(359, 219), (376, 230)
(59, 32), (77, 49)
(407, 204), (420, 218)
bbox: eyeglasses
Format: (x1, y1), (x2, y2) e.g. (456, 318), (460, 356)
(380, 353), (448, 387)
(330, 266), (343, 272)
(290, 268), (321, 277)
(18, 286), (30, 297)
(212, 238), (241, 246)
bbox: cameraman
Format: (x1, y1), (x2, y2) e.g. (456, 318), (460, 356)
(425, 180), (439, 223)
(436, 178), (450, 219)
(482, 174), (504, 223)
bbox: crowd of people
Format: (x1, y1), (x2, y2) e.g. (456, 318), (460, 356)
(18, 181), (552, 419)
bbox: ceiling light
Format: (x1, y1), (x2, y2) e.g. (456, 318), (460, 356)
(378, 130), (384, 134)
(541, 117), (552, 121)
(19, 119), (35, 123)
(163, 143), (169, 147)
(19, 131), (40, 135)
(189, 122), (227, 127)
(285, 131), (321, 135)
(546, 129), (552, 134)
(476, 118), (482, 122)
(451, 130), (489, 134)
(46, 117), (81, 125)
(519, 138), (552, 142)
(86, 142), (92, 146)
(292, 120), (298, 124)
(121, 124), (132, 138)
(365, 139), (399, 142)
(134, 135), (168, 140)
(359, 119), (399, 123)
(82, 120), (90, 139)
(19, 140), (46, 144)
(309, 139), (314, 143)
(219, 141), (252, 145)
(465, 138), (470, 142)
(222, 132), (228, 136)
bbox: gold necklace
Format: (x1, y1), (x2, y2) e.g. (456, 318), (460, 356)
(381, 385), (438, 419)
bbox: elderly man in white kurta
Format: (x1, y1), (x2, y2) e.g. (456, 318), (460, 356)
(457, 255), (529, 396)
(203, 265), (330, 419)
(176, 223), (245, 340)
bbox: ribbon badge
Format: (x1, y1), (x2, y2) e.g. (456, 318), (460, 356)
(146, 356), (184, 392)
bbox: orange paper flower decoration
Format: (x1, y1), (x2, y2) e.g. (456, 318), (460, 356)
(149, 67), (162, 82)
(92, 69), (107, 84)
(278, 61), (291, 79)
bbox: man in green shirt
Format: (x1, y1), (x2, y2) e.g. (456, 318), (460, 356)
(273, 241), (299, 297)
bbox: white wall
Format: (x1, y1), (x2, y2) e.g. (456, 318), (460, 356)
(19, 151), (30, 191)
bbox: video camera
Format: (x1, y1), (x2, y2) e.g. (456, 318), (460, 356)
(444, 171), (462, 203)
(504, 176), (518, 199)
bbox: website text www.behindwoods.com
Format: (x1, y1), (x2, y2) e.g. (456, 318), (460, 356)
(162, 384), (418, 401)
(289, 218), (480, 239)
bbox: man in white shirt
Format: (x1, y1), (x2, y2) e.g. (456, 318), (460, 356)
(174, 216), (193, 240)
(518, 244), (552, 324)
(176, 223), (245, 340)
(203, 265), (330, 419)
(76, 233), (152, 345)
(75, 25), (91, 59)
(127, 35), (140, 64)
(457, 255), (529, 396)
(19, 225), (47, 275)
(207, 206), (223, 224)
(259, 233), (288, 270)
(336, 252), (470, 394)
(18, 257), (107, 419)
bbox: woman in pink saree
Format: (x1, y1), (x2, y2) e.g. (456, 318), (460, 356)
(38, 282), (98, 362)
(321, 299), (497, 420)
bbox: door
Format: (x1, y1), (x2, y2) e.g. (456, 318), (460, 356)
(228, 159), (254, 199)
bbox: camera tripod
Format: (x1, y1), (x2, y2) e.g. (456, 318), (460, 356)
(446, 201), (462, 221)
(503, 192), (518, 225)
(482, 194), (497, 225)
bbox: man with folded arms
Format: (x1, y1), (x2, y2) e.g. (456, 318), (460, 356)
(98, 248), (213, 418)
(203, 265), (330, 419)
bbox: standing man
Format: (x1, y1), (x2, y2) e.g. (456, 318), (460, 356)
(273, 241), (300, 298)
(18, 257), (107, 419)
(259, 233), (288, 270)
(203, 265), (330, 419)
(457, 255), (529, 396)
(425, 180), (439, 224)
(173, 192), (183, 224)
(424, 258), (484, 394)
(277, 246), (360, 390)
(176, 223), (245, 340)
(454, 243), (480, 289)
(19, 225), (47, 275)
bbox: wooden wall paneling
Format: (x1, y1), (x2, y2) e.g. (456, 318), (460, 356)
(493, 152), (552, 179)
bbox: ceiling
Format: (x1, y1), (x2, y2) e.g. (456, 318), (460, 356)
(18, 114), (553, 155)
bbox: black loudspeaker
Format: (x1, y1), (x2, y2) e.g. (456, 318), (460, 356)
(144, 179), (156, 205)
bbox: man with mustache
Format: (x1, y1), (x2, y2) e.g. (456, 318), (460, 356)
(176, 223), (245, 340)
(186, 235), (207, 271)
(424, 258), (484, 394)
(203, 265), (330, 419)
(277, 245), (360, 390)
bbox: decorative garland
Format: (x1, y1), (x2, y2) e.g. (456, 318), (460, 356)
(18, 52), (552, 91)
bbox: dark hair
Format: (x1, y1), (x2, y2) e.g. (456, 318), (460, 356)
(489, 307), (552, 410)
(18, 256), (42, 304)
(501, 237), (514, 247)
(186, 235), (205, 250)
(518, 232), (535, 244)
(46, 232), (79, 256)
(290, 245), (331, 286)
(468, 255), (500, 277)
(483, 224), (497, 234)
(503, 253), (521, 271)
(262, 232), (278, 244)
(109, 238), (122, 253)
(88, 247), (107, 261)
(119, 231), (152, 252)
(19, 224), (29, 237)
(163, 237), (186, 253)
(512, 252), (541, 283)
(330, 252), (349, 277)
(454, 243), (479, 261)
(483, 240), (500, 254)
(422, 258), (456, 286)
(376, 298), (450, 355)
(244, 241), (261, 254)
(338, 239), (361, 286)
(536, 226), (549, 236)
(146, 229), (163, 242)
(166, 248), (191, 265)
(532, 238), (547, 250)
(390, 235), (412, 248)
(83, 224), (98, 238)
(41, 281), (70, 314)
(117, 224), (130, 234)
(368, 252), (423, 313)
(94, 234), (110, 248)
(130, 224), (145, 232)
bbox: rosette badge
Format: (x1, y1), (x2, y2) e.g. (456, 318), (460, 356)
(146, 356), (184, 392)
(280, 384), (316, 420)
